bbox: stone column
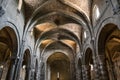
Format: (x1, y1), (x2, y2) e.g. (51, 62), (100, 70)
(6, 61), (16, 80)
(77, 67), (82, 80)
(70, 61), (76, 80)
(81, 65), (91, 80)
(40, 62), (45, 80)
(34, 65), (39, 80)
(93, 56), (101, 80)
(98, 55), (109, 80)
(91, 39), (101, 80)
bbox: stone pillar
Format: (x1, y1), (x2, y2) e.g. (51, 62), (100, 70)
(98, 55), (109, 80)
(40, 62), (45, 80)
(81, 65), (91, 80)
(70, 61), (76, 80)
(6, 62), (16, 80)
(91, 39), (101, 80)
(30, 68), (35, 80)
(77, 67), (82, 80)
(37, 66), (41, 80)
(93, 56), (101, 80)
(34, 66), (39, 80)
(75, 58), (82, 80)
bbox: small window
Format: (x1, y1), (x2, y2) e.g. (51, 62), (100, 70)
(17, 0), (23, 12)
(93, 5), (100, 21)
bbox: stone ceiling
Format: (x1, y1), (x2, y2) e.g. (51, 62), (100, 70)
(24, 0), (92, 53)
(24, 0), (92, 21)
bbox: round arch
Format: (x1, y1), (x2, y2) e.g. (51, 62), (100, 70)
(47, 52), (71, 80)
(40, 40), (75, 80)
(23, 0), (92, 42)
(82, 47), (94, 80)
(25, 0), (90, 31)
(97, 23), (118, 55)
(95, 17), (120, 55)
(36, 28), (80, 46)
(83, 48), (93, 65)
(25, 11), (89, 36)
(34, 28), (81, 56)
(0, 26), (19, 80)
(96, 22), (120, 80)
(19, 49), (31, 80)
(41, 41), (75, 60)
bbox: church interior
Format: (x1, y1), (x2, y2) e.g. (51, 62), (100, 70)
(0, 0), (120, 80)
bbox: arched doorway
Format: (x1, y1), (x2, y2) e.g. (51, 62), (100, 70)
(0, 26), (18, 80)
(47, 52), (71, 80)
(98, 23), (120, 80)
(19, 49), (31, 80)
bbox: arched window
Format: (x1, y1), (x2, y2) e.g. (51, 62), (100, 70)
(17, 0), (23, 12)
(93, 5), (100, 22)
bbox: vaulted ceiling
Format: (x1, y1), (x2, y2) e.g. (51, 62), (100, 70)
(24, 0), (92, 21)
(23, 0), (94, 57)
